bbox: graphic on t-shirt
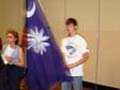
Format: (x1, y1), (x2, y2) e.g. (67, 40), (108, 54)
(65, 43), (79, 58)
(66, 45), (76, 55)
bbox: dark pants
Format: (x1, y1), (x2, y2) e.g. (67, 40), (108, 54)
(0, 55), (9, 90)
(0, 55), (25, 90)
(7, 65), (25, 90)
(0, 66), (9, 90)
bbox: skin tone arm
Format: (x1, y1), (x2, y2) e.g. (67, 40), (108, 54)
(5, 48), (25, 67)
(66, 52), (89, 69)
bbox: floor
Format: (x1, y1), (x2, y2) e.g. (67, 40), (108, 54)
(20, 79), (94, 90)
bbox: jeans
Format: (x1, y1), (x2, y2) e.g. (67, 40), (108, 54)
(62, 76), (83, 90)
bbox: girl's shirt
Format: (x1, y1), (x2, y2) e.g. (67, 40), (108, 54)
(1, 44), (20, 64)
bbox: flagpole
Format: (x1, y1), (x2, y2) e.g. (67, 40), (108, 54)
(37, 0), (49, 28)
(38, 0), (45, 13)
(37, 0), (56, 47)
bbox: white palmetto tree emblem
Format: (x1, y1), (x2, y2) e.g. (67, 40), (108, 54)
(27, 26), (50, 55)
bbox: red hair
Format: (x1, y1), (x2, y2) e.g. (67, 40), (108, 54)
(21, 27), (27, 51)
(0, 37), (2, 50)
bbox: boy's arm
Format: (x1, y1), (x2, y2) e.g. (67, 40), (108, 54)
(66, 52), (89, 69)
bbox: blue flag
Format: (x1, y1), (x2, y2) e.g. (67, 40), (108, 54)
(26, 0), (69, 90)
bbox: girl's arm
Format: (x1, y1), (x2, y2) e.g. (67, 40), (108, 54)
(11, 48), (25, 67)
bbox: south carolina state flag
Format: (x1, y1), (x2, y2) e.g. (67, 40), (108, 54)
(26, 0), (69, 90)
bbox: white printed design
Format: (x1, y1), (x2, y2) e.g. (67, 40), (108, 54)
(27, 2), (36, 18)
(27, 26), (50, 55)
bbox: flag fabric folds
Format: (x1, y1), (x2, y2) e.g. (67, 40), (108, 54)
(26, 0), (69, 90)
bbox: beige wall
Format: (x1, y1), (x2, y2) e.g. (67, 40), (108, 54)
(0, 0), (120, 89)
(0, 0), (25, 44)
(40, 0), (120, 89)
(97, 0), (120, 88)
(0, 1), (3, 32)
(65, 0), (98, 83)
(39, 0), (66, 45)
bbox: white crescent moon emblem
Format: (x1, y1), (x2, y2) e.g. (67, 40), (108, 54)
(27, 2), (36, 18)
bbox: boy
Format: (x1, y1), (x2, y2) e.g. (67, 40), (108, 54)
(61, 18), (89, 90)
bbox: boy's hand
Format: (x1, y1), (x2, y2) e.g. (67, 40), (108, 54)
(66, 63), (76, 69)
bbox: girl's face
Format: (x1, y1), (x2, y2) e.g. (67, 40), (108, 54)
(6, 33), (16, 44)
(67, 24), (76, 35)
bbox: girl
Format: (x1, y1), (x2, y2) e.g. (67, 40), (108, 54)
(1, 30), (26, 90)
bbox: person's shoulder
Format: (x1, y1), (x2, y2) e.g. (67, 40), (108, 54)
(3, 44), (8, 46)
(76, 34), (86, 40)
(76, 34), (88, 43)
(18, 47), (24, 54)
(17, 45), (23, 51)
(62, 36), (69, 42)
(3, 44), (9, 49)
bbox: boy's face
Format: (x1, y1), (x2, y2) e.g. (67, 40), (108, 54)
(67, 23), (76, 35)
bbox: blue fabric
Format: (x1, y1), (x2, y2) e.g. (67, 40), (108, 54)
(26, 0), (70, 90)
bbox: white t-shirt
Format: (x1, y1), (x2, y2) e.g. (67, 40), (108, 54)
(61, 34), (89, 76)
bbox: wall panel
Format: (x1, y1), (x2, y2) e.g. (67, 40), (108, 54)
(65, 0), (99, 83)
(40, 0), (65, 45)
(0, 0), (25, 44)
(97, 0), (120, 88)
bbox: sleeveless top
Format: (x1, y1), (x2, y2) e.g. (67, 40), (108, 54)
(2, 44), (20, 64)
(11, 45), (20, 61)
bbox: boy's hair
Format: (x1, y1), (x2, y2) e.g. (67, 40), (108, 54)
(65, 18), (78, 26)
